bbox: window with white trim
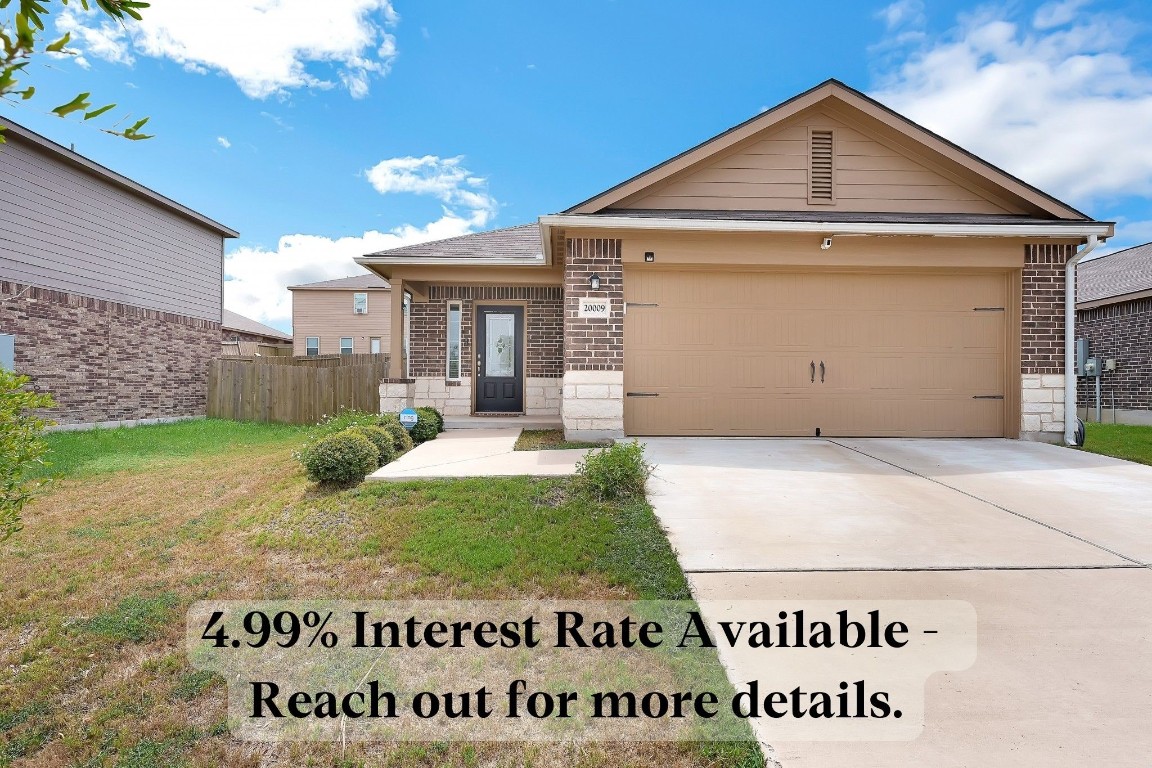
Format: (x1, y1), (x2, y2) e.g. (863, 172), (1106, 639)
(305, 337), (319, 356)
(446, 301), (462, 380)
(340, 337), (353, 355)
(353, 292), (368, 314)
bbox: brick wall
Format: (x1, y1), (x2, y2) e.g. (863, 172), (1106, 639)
(0, 281), (219, 425)
(409, 286), (563, 379)
(564, 238), (623, 372)
(223, 328), (288, 345)
(1076, 297), (1152, 410)
(1022, 243), (1073, 375)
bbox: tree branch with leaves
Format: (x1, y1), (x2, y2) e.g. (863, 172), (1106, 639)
(0, 0), (152, 141)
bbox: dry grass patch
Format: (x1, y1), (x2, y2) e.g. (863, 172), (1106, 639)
(1, 422), (758, 767)
(513, 429), (606, 452)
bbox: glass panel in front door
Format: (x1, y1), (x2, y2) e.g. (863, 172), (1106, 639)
(485, 313), (515, 377)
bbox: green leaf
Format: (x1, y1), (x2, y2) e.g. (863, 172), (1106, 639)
(20, 85), (34, 99)
(84, 102), (115, 120)
(45, 32), (71, 53)
(52, 91), (92, 117)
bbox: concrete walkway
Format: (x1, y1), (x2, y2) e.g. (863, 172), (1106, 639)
(367, 429), (587, 481)
(643, 437), (1152, 767)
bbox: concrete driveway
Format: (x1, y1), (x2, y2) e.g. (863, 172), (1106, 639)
(644, 438), (1152, 767)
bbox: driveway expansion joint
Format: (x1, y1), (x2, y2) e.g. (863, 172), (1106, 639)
(825, 439), (1150, 570)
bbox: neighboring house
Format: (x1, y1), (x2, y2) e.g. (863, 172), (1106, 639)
(1075, 243), (1152, 424)
(0, 116), (238, 428)
(221, 309), (292, 356)
(357, 80), (1113, 443)
(288, 273), (391, 357)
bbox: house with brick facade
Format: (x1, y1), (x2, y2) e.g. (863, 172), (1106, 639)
(0, 116), (238, 428)
(356, 80), (1114, 443)
(1076, 243), (1152, 425)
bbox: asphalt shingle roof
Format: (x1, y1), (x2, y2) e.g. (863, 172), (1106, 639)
(289, 273), (391, 290)
(364, 223), (542, 260)
(221, 310), (291, 340)
(1077, 242), (1152, 304)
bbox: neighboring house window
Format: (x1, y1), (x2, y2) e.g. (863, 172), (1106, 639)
(353, 292), (368, 314)
(370, 337), (381, 354)
(306, 337), (319, 356)
(446, 301), (462, 380)
(340, 337), (354, 355)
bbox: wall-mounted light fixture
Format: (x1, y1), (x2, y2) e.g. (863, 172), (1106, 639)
(821, 237), (833, 250)
(644, 252), (655, 262)
(588, 273), (601, 290)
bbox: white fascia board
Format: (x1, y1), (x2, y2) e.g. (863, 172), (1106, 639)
(539, 214), (1114, 239)
(354, 256), (546, 268)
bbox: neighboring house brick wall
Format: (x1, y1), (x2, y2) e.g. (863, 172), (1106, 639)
(0, 281), (218, 426)
(290, 289), (391, 356)
(1076, 297), (1152, 411)
(563, 238), (625, 440)
(224, 328), (289, 345)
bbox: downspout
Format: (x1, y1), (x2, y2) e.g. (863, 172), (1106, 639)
(1064, 234), (1100, 446)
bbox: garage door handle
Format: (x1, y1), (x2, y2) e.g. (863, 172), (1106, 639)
(810, 361), (816, 383)
(820, 361), (825, 383)
(626, 392), (659, 397)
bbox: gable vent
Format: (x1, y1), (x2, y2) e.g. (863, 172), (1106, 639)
(809, 129), (835, 203)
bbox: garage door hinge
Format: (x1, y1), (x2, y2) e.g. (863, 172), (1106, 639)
(626, 392), (659, 397)
(972, 395), (1005, 400)
(973, 307), (1005, 312)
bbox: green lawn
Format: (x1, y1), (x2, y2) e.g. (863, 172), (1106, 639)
(1080, 423), (1152, 466)
(34, 418), (307, 479)
(3, 419), (756, 768)
(514, 428), (606, 451)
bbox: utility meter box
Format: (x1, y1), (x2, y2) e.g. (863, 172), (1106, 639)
(1075, 338), (1090, 377)
(1083, 357), (1102, 378)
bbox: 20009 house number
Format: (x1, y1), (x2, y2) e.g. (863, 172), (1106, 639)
(578, 299), (610, 318)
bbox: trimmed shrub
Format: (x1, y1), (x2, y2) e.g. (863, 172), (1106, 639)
(572, 440), (654, 502)
(375, 416), (414, 454)
(417, 406), (445, 433)
(409, 411), (439, 444)
(347, 425), (397, 467)
(299, 429), (378, 484)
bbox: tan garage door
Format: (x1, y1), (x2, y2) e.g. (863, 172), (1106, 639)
(623, 269), (1009, 437)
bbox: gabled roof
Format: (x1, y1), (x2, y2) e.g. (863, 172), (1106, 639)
(564, 79), (1089, 221)
(222, 309), (291, 340)
(357, 223), (545, 268)
(1077, 242), (1152, 306)
(289, 273), (391, 290)
(0, 115), (239, 237)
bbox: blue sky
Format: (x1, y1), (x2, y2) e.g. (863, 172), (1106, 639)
(4, 0), (1152, 331)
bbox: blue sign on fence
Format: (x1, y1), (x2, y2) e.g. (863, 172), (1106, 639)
(399, 408), (419, 431)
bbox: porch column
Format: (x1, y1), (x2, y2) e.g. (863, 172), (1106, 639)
(388, 277), (404, 379)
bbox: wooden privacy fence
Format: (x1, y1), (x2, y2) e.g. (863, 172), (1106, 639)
(207, 354), (391, 424)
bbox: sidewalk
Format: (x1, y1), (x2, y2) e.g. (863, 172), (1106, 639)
(367, 429), (588, 481)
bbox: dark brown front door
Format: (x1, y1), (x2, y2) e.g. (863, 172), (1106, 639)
(475, 305), (524, 413)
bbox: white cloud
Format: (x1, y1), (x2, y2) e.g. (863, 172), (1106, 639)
(1033, 0), (1090, 30)
(216, 136), (231, 149)
(225, 154), (500, 329)
(877, 0), (925, 31)
(871, 2), (1152, 205)
(366, 155), (499, 227)
(54, 0), (399, 99)
(224, 213), (479, 330)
